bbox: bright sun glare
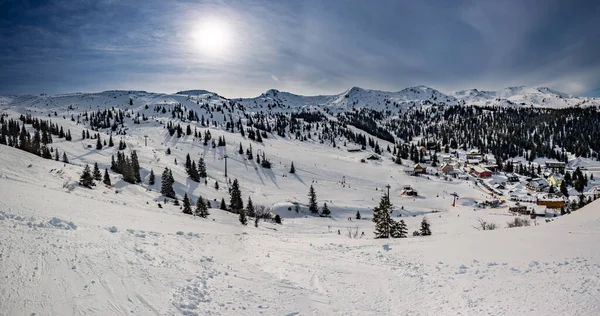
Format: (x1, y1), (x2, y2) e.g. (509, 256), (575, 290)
(191, 18), (233, 57)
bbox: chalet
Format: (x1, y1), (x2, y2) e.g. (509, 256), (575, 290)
(547, 174), (564, 187)
(509, 205), (529, 215)
(366, 154), (380, 161)
(413, 164), (427, 174)
(527, 178), (549, 192)
(347, 148), (362, 153)
(482, 164), (499, 172)
(466, 150), (483, 162)
(586, 185), (600, 199)
(506, 174), (519, 183)
(439, 163), (454, 174)
(536, 194), (565, 209)
(545, 161), (566, 173)
(471, 166), (492, 178)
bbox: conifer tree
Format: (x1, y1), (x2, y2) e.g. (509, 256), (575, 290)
(230, 179), (244, 213)
(238, 143), (243, 154)
(96, 134), (103, 150)
(108, 134), (114, 147)
(220, 198), (227, 210)
(185, 153), (192, 172)
(560, 180), (569, 197)
(62, 152), (69, 163)
(195, 196), (209, 218)
(390, 219), (408, 238)
(239, 208), (248, 225)
(93, 162), (102, 181)
(321, 202), (331, 217)
(214, 180), (219, 190)
(103, 168), (111, 186)
(131, 151), (141, 183)
(289, 161), (296, 174)
(420, 217), (432, 236)
(274, 214), (282, 224)
(198, 157), (207, 178)
(308, 185), (318, 213)
(79, 164), (95, 188)
(149, 169), (155, 185)
(372, 195), (394, 238)
(182, 193), (192, 215)
(356, 210), (361, 220)
(161, 167), (176, 198)
(246, 197), (255, 217)
(54, 149), (60, 161)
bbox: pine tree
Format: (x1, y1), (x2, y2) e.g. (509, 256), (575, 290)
(390, 219), (408, 238)
(214, 180), (219, 190)
(356, 210), (361, 220)
(182, 193), (192, 215)
(161, 168), (176, 198)
(166, 147), (171, 155)
(185, 153), (192, 172)
(149, 169), (155, 185)
(238, 143), (243, 154)
(289, 161), (296, 174)
(96, 135), (103, 150)
(93, 162), (102, 181)
(79, 164), (95, 188)
(54, 149), (60, 161)
(62, 152), (69, 163)
(131, 151), (141, 183)
(239, 208), (248, 225)
(420, 217), (432, 236)
(560, 180), (569, 197)
(230, 179), (244, 213)
(103, 168), (111, 186)
(274, 214), (282, 224)
(220, 198), (227, 210)
(246, 197), (255, 217)
(321, 202), (331, 217)
(108, 134), (114, 147)
(195, 196), (209, 218)
(198, 157), (207, 178)
(372, 196), (393, 238)
(308, 185), (318, 213)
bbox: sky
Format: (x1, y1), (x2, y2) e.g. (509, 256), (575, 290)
(0, 0), (599, 97)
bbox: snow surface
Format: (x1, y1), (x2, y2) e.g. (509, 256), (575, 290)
(1, 90), (600, 315)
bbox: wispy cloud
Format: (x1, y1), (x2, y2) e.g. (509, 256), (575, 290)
(0, 0), (599, 96)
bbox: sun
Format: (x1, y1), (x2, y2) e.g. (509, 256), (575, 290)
(190, 18), (233, 57)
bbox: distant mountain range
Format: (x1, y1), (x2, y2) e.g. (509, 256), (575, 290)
(2, 85), (598, 112)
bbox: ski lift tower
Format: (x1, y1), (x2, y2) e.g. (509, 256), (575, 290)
(451, 192), (459, 207)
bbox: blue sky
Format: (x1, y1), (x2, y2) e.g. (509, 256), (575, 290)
(1, 0), (599, 97)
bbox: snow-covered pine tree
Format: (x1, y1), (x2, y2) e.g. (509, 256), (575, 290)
(62, 152), (69, 163)
(108, 134), (114, 147)
(390, 219), (408, 238)
(185, 153), (192, 173)
(372, 196), (393, 238)
(246, 196), (255, 217)
(289, 161), (295, 173)
(103, 168), (111, 186)
(321, 202), (331, 217)
(79, 164), (95, 188)
(182, 193), (192, 215)
(93, 162), (102, 181)
(308, 185), (318, 213)
(195, 196), (209, 218)
(220, 198), (227, 210)
(420, 217), (432, 236)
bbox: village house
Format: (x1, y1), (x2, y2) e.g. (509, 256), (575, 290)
(547, 174), (564, 187)
(527, 178), (549, 192)
(439, 163), (454, 174)
(471, 166), (492, 178)
(413, 163), (427, 175)
(545, 161), (566, 173)
(506, 174), (520, 183)
(536, 195), (566, 209)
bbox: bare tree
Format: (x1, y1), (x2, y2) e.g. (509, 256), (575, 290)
(346, 226), (360, 239)
(475, 218), (497, 231)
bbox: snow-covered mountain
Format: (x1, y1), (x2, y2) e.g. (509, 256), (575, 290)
(453, 86), (598, 108)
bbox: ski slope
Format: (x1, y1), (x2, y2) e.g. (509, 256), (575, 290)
(1, 134), (600, 315)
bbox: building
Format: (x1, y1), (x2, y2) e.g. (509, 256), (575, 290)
(471, 166), (492, 178)
(466, 150), (483, 162)
(547, 174), (564, 187)
(506, 174), (520, 183)
(439, 163), (454, 174)
(413, 164), (427, 174)
(401, 185), (418, 196)
(545, 161), (566, 173)
(527, 178), (549, 192)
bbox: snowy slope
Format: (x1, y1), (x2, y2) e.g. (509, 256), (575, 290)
(1, 144), (600, 316)
(453, 86), (600, 108)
